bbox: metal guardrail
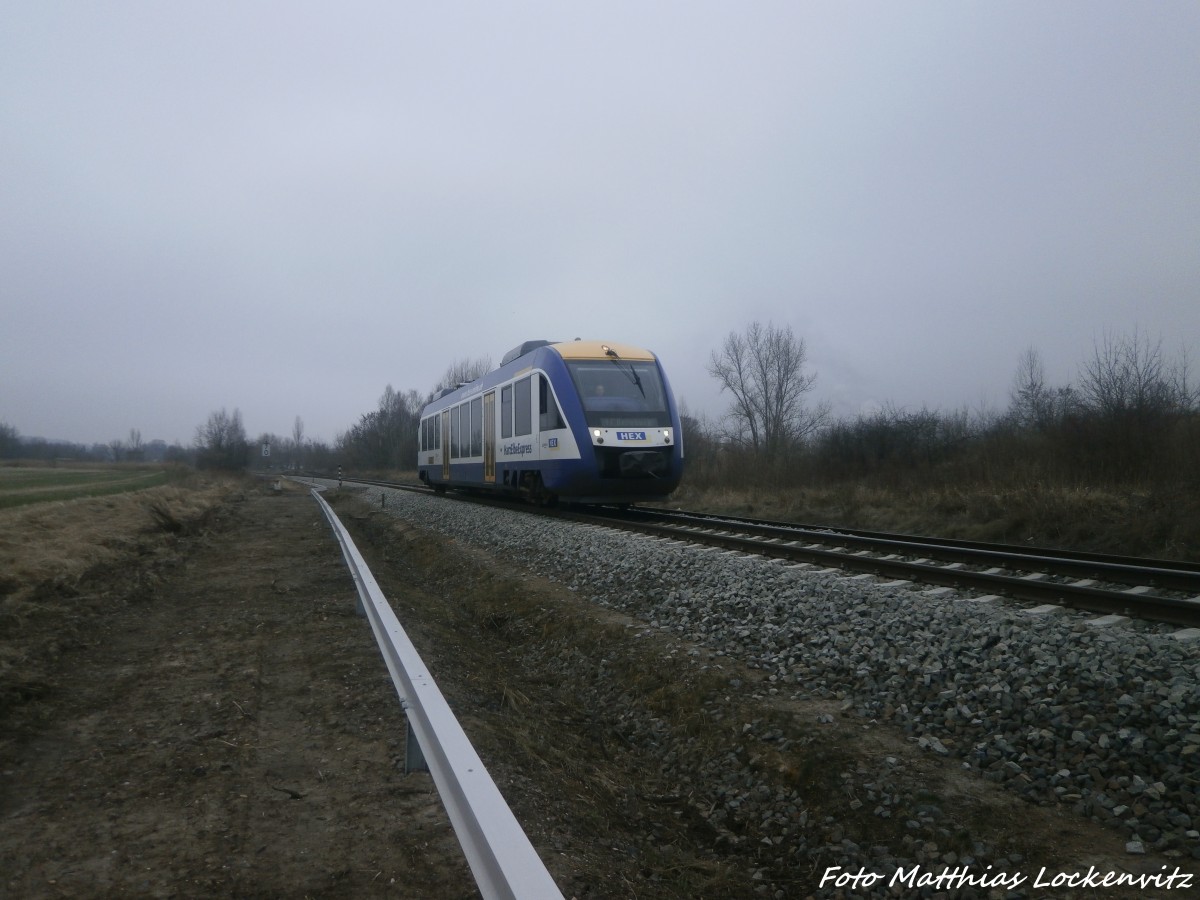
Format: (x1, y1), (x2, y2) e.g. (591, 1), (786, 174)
(310, 487), (564, 900)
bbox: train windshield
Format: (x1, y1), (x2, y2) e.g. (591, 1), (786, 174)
(566, 359), (671, 428)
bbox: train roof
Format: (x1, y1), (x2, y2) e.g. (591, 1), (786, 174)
(500, 340), (554, 366)
(500, 339), (657, 366)
(551, 340), (657, 362)
(422, 339), (661, 414)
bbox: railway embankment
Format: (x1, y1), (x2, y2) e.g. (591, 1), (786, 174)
(348, 482), (1199, 896)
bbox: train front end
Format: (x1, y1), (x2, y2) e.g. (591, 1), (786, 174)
(548, 341), (684, 504)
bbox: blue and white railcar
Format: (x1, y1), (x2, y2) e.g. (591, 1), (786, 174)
(417, 339), (684, 504)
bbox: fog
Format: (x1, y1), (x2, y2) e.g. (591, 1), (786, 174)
(3, 2), (1197, 446)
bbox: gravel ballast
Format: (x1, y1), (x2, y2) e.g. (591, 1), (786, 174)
(354, 484), (1200, 893)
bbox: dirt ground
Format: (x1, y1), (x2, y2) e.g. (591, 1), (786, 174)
(1, 483), (474, 899)
(2, 479), (1193, 898)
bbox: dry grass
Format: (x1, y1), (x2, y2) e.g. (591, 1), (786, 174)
(669, 479), (1200, 561)
(0, 474), (242, 724)
(0, 476), (230, 600)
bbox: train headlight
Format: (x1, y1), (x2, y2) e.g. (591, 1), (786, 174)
(593, 429), (603, 444)
(663, 430), (671, 443)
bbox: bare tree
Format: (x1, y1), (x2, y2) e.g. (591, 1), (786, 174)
(1078, 328), (1182, 419)
(1168, 345), (1198, 412)
(1009, 347), (1050, 430)
(338, 385), (427, 470)
(707, 321), (829, 458)
(194, 408), (249, 471)
(432, 356), (493, 396)
(127, 428), (144, 462)
(0, 421), (20, 459)
(291, 416), (305, 469)
(1074, 328), (1194, 480)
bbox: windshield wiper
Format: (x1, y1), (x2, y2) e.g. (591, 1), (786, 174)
(603, 345), (645, 398)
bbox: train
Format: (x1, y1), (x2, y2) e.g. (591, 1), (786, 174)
(417, 339), (684, 505)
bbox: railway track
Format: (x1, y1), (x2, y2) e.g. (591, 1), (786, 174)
(567, 507), (1200, 630)
(327, 476), (1200, 630)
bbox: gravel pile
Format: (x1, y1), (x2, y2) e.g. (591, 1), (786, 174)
(361, 486), (1200, 890)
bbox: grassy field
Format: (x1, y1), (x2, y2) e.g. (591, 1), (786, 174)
(0, 464), (170, 510)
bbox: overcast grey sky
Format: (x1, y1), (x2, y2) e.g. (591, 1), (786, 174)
(3, 1), (1198, 447)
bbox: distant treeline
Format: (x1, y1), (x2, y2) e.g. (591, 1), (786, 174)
(0, 423), (186, 464)
(6, 327), (1195, 497)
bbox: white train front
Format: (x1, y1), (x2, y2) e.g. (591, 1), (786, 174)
(417, 339), (684, 504)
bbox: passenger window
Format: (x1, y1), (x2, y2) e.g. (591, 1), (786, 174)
(471, 397), (483, 456)
(501, 385), (513, 439)
(514, 376), (532, 435)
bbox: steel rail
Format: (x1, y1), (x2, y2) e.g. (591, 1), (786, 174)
(554, 509), (1200, 629)
(621, 506), (1200, 571)
(319, 476), (1200, 625)
(607, 508), (1200, 592)
(310, 487), (564, 900)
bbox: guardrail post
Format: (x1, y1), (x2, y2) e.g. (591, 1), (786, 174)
(404, 705), (429, 773)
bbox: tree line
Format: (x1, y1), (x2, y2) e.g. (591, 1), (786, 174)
(317, 321), (1197, 492)
(186, 356), (492, 473)
(0, 423), (187, 465)
(5, 324), (1195, 495)
(691, 322), (1198, 492)
(0, 353), (483, 472)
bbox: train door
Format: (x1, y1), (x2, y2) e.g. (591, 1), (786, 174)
(483, 390), (496, 483)
(440, 410), (451, 480)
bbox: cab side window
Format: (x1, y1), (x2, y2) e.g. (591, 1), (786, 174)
(539, 374), (565, 430)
